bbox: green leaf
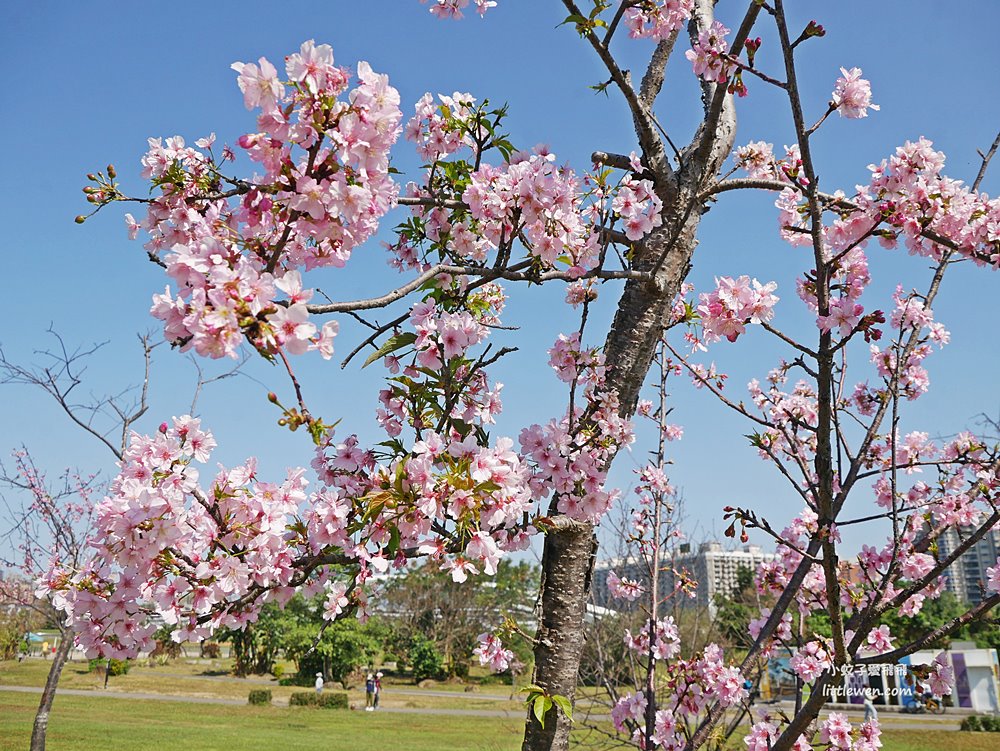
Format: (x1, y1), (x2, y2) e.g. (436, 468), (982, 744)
(559, 13), (588, 28)
(551, 694), (574, 723)
(532, 694), (551, 727)
(362, 332), (417, 369)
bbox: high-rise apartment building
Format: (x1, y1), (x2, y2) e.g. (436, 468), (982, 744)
(593, 542), (774, 616)
(937, 525), (1000, 605)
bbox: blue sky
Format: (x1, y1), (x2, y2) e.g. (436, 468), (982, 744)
(2, 1), (999, 561)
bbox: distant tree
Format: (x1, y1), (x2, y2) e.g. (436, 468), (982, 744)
(713, 565), (759, 650)
(382, 559), (538, 676)
(409, 634), (446, 683)
(285, 617), (383, 688)
(0, 449), (101, 751)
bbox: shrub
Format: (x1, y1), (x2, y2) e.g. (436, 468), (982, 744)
(980, 715), (999, 732)
(318, 692), (348, 709)
(961, 715), (981, 732)
(200, 641), (222, 659)
(289, 692), (318, 706)
(409, 636), (444, 682)
(150, 639), (182, 660)
(88, 658), (130, 676)
(248, 689), (272, 706)
(271, 663), (285, 679)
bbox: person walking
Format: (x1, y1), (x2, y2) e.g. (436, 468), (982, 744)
(863, 686), (878, 723)
(314, 672), (324, 697)
(373, 671), (383, 709)
(365, 673), (375, 711)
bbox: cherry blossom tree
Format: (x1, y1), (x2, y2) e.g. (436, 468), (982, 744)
(36, 2), (1000, 751)
(0, 451), (100, 751)
(0, 332), (244, 751)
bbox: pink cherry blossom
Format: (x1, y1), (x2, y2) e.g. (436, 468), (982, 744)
(832, 67), (879, 119)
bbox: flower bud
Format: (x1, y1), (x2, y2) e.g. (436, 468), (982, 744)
(107, 164), (117, 179)
(74, 215), (87, 224)
(158, 422), (169, 434)
(267, 392), (279, 403)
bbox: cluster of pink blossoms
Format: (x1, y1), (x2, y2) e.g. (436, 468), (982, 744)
(519, 337), (633, 523)
(624, 617), (681, 661)
(611, 644), (748, 748)
(472, 632), (514, 672)
(831, 67), (879, 119)
(987, 560), (1000, 594)
(405, 91), (479, 161)
(685, 21), (733, 84)
(735, 141), (785, 181)
(789, 639), (834, 683)
(129, 41), (402, 360)
(821, 712), (883, 751)
(623, 0), (694, 41)
(420, 0), (495, 19)
(401, 95), (663, 275)
(859, 137), (1000, 266)
(612, 175), (665, 240)
(462, 152), (602, 276)
(606, 570), (644, 601)
(696, 275), (780, 344)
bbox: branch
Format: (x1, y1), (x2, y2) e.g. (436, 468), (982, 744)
(972, 129), (1000, 192)
(561, 0), (670, 183)
(857, 594), (1000, 664)
(307, 263), (650, 315)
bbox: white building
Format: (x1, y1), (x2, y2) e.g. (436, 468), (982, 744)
(592, 542), (774, 616)
(675, 542), (774, 615)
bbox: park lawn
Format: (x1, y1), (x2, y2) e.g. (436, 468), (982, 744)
(0, 659), (522, 711)
(857, 731), (998, 751)
(0, 691), (989, 751)
(0, 691), (525, 751)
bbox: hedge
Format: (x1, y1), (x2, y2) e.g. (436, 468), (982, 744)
(248, 689), (272, 706)
(960, 714), (1000, 732)
(289, 691), (348, 709)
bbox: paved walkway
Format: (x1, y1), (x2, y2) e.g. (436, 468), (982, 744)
(147, 671), (515, 701)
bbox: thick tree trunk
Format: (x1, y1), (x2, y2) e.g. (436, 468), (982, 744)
(30, 627), (73, 751)
(521, 65), (737, 750)
(522, 218), (704, 751)
(521, 519), (597, 750)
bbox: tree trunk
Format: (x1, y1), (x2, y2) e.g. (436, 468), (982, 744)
(30, 627), (73, 751)
(521, 519), (597, 750)
(521, 45), (738, 743)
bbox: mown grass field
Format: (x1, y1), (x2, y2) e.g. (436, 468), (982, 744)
(2, 658), (994, 750)
(2, 690), (996, 751)
(0, 691), (523, 751)
(0, 658), (521, 710)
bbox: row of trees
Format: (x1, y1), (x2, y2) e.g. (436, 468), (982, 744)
(221, 559), (538, 685)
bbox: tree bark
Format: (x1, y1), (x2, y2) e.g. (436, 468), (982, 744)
(521, 519), (597, 750)
(30, 626), (73, 751)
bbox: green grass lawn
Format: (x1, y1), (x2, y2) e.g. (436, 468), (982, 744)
(1, 689), (993, 751)
(2, 660), (990, 750)
(0, 692), (524, 751)
(0, 658), (521, 710)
